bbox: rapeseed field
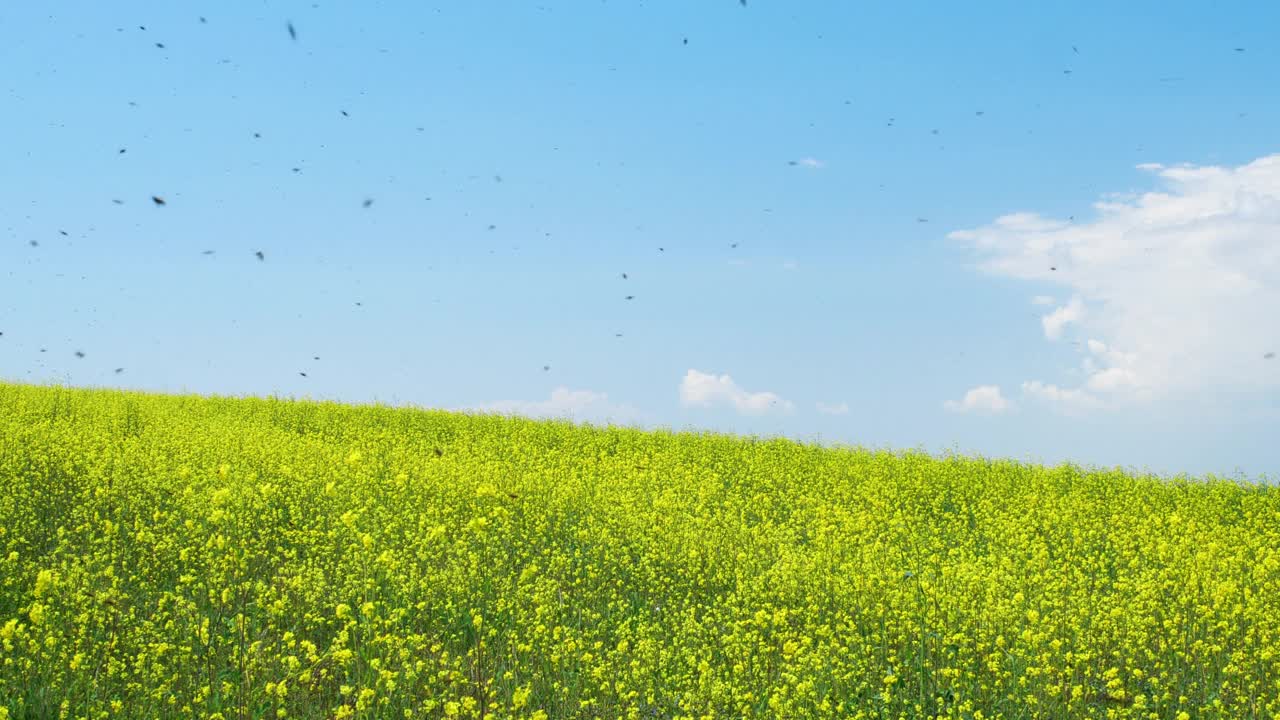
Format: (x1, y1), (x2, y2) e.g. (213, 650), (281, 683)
(1, 382), (1278, 719)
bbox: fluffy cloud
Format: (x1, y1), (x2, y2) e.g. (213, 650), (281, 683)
(815, 401), (849, 415)
(468, 387), (638, 423)
(951, 153), (1280, 413)
(679, 369), (794, 416)
(1082, 338), (1143, 394)
(1020, 380), (1102, 415)
(943, 385), (1012, 415)
(1041, 295), (1084, 340)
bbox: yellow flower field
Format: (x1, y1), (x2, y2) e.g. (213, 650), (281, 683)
(1, 382), (1278, 719)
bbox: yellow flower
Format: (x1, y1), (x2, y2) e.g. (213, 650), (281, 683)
(34, 569), (54, 598)
(513, 685), (531, 709)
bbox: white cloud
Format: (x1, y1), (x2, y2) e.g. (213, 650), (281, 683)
(1020, 380), (1103, 415)
(815, 401), (849, 415)
(1079, 338), (1143, 394)
(944, 385), (1011, 415)
(795, 157), (824, 168)
(951, 153), (1280, 411)
(468, 387), (638, 423)
(1031, 295), (1056, 306)
(679, 369), (794, 416)
(1041, 295), (1084, 341)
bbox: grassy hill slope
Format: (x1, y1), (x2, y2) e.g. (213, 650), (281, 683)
(1, 382), (1278, 719)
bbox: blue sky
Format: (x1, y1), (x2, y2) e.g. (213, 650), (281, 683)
(2, 1), (1278, 481)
